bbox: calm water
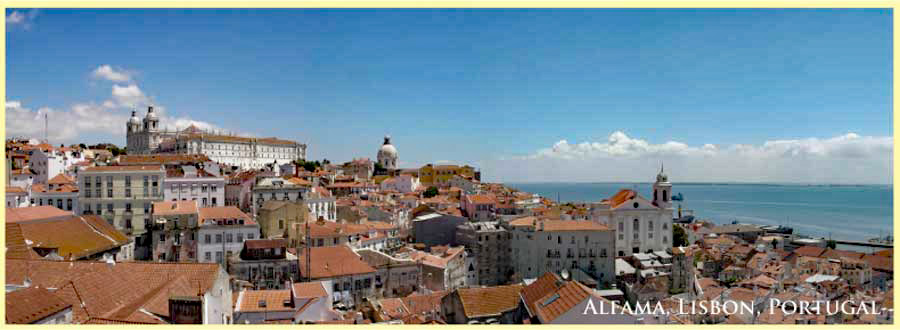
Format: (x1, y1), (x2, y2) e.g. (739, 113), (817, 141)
(505, 182), (893, 245)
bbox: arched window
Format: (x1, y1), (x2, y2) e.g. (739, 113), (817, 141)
(633, 219), (639, 231)
(663, 190), (668, 202)
(654, 190), (658, 201)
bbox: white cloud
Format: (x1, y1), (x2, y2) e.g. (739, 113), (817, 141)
(91, 65), (133, 82)
(111, 84), (149, 107)
(6, 100), (128, 142)
(5, 65), (234, 145)
(7, 9), (38, 30)
(483, 131), (892, 184)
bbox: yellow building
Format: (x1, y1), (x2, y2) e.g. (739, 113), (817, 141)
(418, 164), (477, 186)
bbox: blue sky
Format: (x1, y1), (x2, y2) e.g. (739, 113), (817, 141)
(6, 9), (893, 183)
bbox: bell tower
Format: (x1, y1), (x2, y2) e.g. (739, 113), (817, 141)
(652, 162), (672, 209)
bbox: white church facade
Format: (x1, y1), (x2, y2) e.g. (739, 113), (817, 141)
(591, 166), (674, 257)
(126, 106), (306, 170)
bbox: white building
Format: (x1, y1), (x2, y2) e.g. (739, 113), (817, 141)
(164, 165), (226, 207)
(126, 106), (306, 169)
(8, 168), (36, 190)
(28, 148), (85, 184)
(379, 174), (420, 193)
(305, 186), (337, 222)
(6, 186), (30, 208)
(251, 177), (313, 215)
(376, 135), (398, 170)
(196, 206), (261, 264)
(591, 166), (674, 257)
(507, 218), (616, 286)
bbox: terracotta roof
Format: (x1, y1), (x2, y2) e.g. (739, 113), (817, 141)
(466, 194), (497, 205)
(533, 280), (602, 323)
(292, 281), (328, 299)
(8, 214), (130, 260)
(47, 173), (76, 185)
(862, 254), (892, 272)
(520, 272), (563, 317)
(244, 239), (287, 250)
(199, 206), (252, 223)
(401, 290), (449, 316)
(6, 206), (73, 223)
(873, 249), (892, 258)
(298, 245), (376, 279)
(6, 186), (27, 194)
(792, 246), (827, 258)
(83, 165), (164, 172)
(5, 259), (223, 324)
(152, 200), (199, 216)
(5, 287), (72, 324)
(407, 247), (465, 269)
(178, 133), (300, 146)
(455, 284), (523, 318)
(541, 220), (610, 232)
(236, 290), (294, 312)
(822, 249), (864, 260)
(32, 183), (79, 194)
(607, 189), (637, 208)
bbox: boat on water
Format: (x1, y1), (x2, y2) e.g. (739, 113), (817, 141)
(868, 235), (893, 244)
(760, 225), (794, 235)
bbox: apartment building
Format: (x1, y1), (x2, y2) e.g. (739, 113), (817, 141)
(77, 165), (165, 236)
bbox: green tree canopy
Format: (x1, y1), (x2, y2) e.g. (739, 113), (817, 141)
(673, 224), (688, 247)
(423, 186), (439, 198)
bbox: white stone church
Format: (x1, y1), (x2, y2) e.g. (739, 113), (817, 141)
(591, 166), (674, 257)
(126, 106), (306, 169)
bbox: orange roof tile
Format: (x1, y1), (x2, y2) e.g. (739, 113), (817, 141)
(5, 287), (72, 324)
(5, 259), (222, 324)
(9, 214), (130, 260)
(6, 206), (73, 223)
(47, 173), (76, 185)
(199, 206), (253, 223)
(292, 281), (327, 299)
(237, 290), (294, 312)
(298, 245), (376, 279)
(455, 284), (523, 318)
(152, 200), (199, 216)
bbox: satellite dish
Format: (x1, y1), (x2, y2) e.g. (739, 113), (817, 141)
(560, 269), (570, 281)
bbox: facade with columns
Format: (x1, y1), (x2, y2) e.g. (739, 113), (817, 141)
(590, 166), (674, 257)
(126, 106), (306, 169)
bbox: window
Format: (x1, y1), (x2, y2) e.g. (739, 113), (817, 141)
(237, 233), (243, 242)
(216, 234), (222, 243)
(633, 219), (639, 231)
(212, 197), (217, 206)
(202, 184), (208, 192)
(144, 203), (151, 214)
(279, 219), (284, 229)
(618, 222), (624, 231)
(107, 189), (113, 198)
(125, 203), (132, 212)
(86, 189), (92, 198)
(585, 235), (589, 243)
(125, 188), (131, 197)
(663, 223), (668, 230)
(125, 176), (131, 187)
(215, 252), (223, 263)
(226, 233), (233, 243)
(649, 220), (654, 229)
(106, 176), (113, 187)
(618, 234), (624, 240)
(160, 234), (166, 242)
(84, 176), (92, 188)
(248, 233), (255, 240)
(211, 185), (217, 192)
(143, 176), (149, 187)
(107, 204), (113, 212)
(205, 235), (212, 244)
(152, 175), (159, 187)
(95, 189), (101, 198)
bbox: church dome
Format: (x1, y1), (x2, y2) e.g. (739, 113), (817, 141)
(128, 111), (141, 125)
(379, 135), (397, 157)
(145, 106), (158, 120)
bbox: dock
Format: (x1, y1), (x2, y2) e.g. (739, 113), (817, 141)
(833, 240), (893, 249)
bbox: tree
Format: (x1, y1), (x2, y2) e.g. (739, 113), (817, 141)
(374, 162), (386, 173)
(673, 224), (688, 247)
(78, 143), (87, 149)
(826, 240), (837, 249)
(423, 186), (439, 198)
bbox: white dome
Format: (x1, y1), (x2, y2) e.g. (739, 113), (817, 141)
(379, 143), (397, 157)
(128, 111), (141, 125)
(379, 135), (397, 157)
(145, 106), (158, 120)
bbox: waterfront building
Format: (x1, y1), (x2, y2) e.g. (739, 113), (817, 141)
(590, 166), (674, 257)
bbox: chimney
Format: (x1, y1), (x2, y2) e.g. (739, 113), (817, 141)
(168, 296), (203, 324)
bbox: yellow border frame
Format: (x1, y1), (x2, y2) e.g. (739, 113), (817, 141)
(0, 1), (896, 327)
